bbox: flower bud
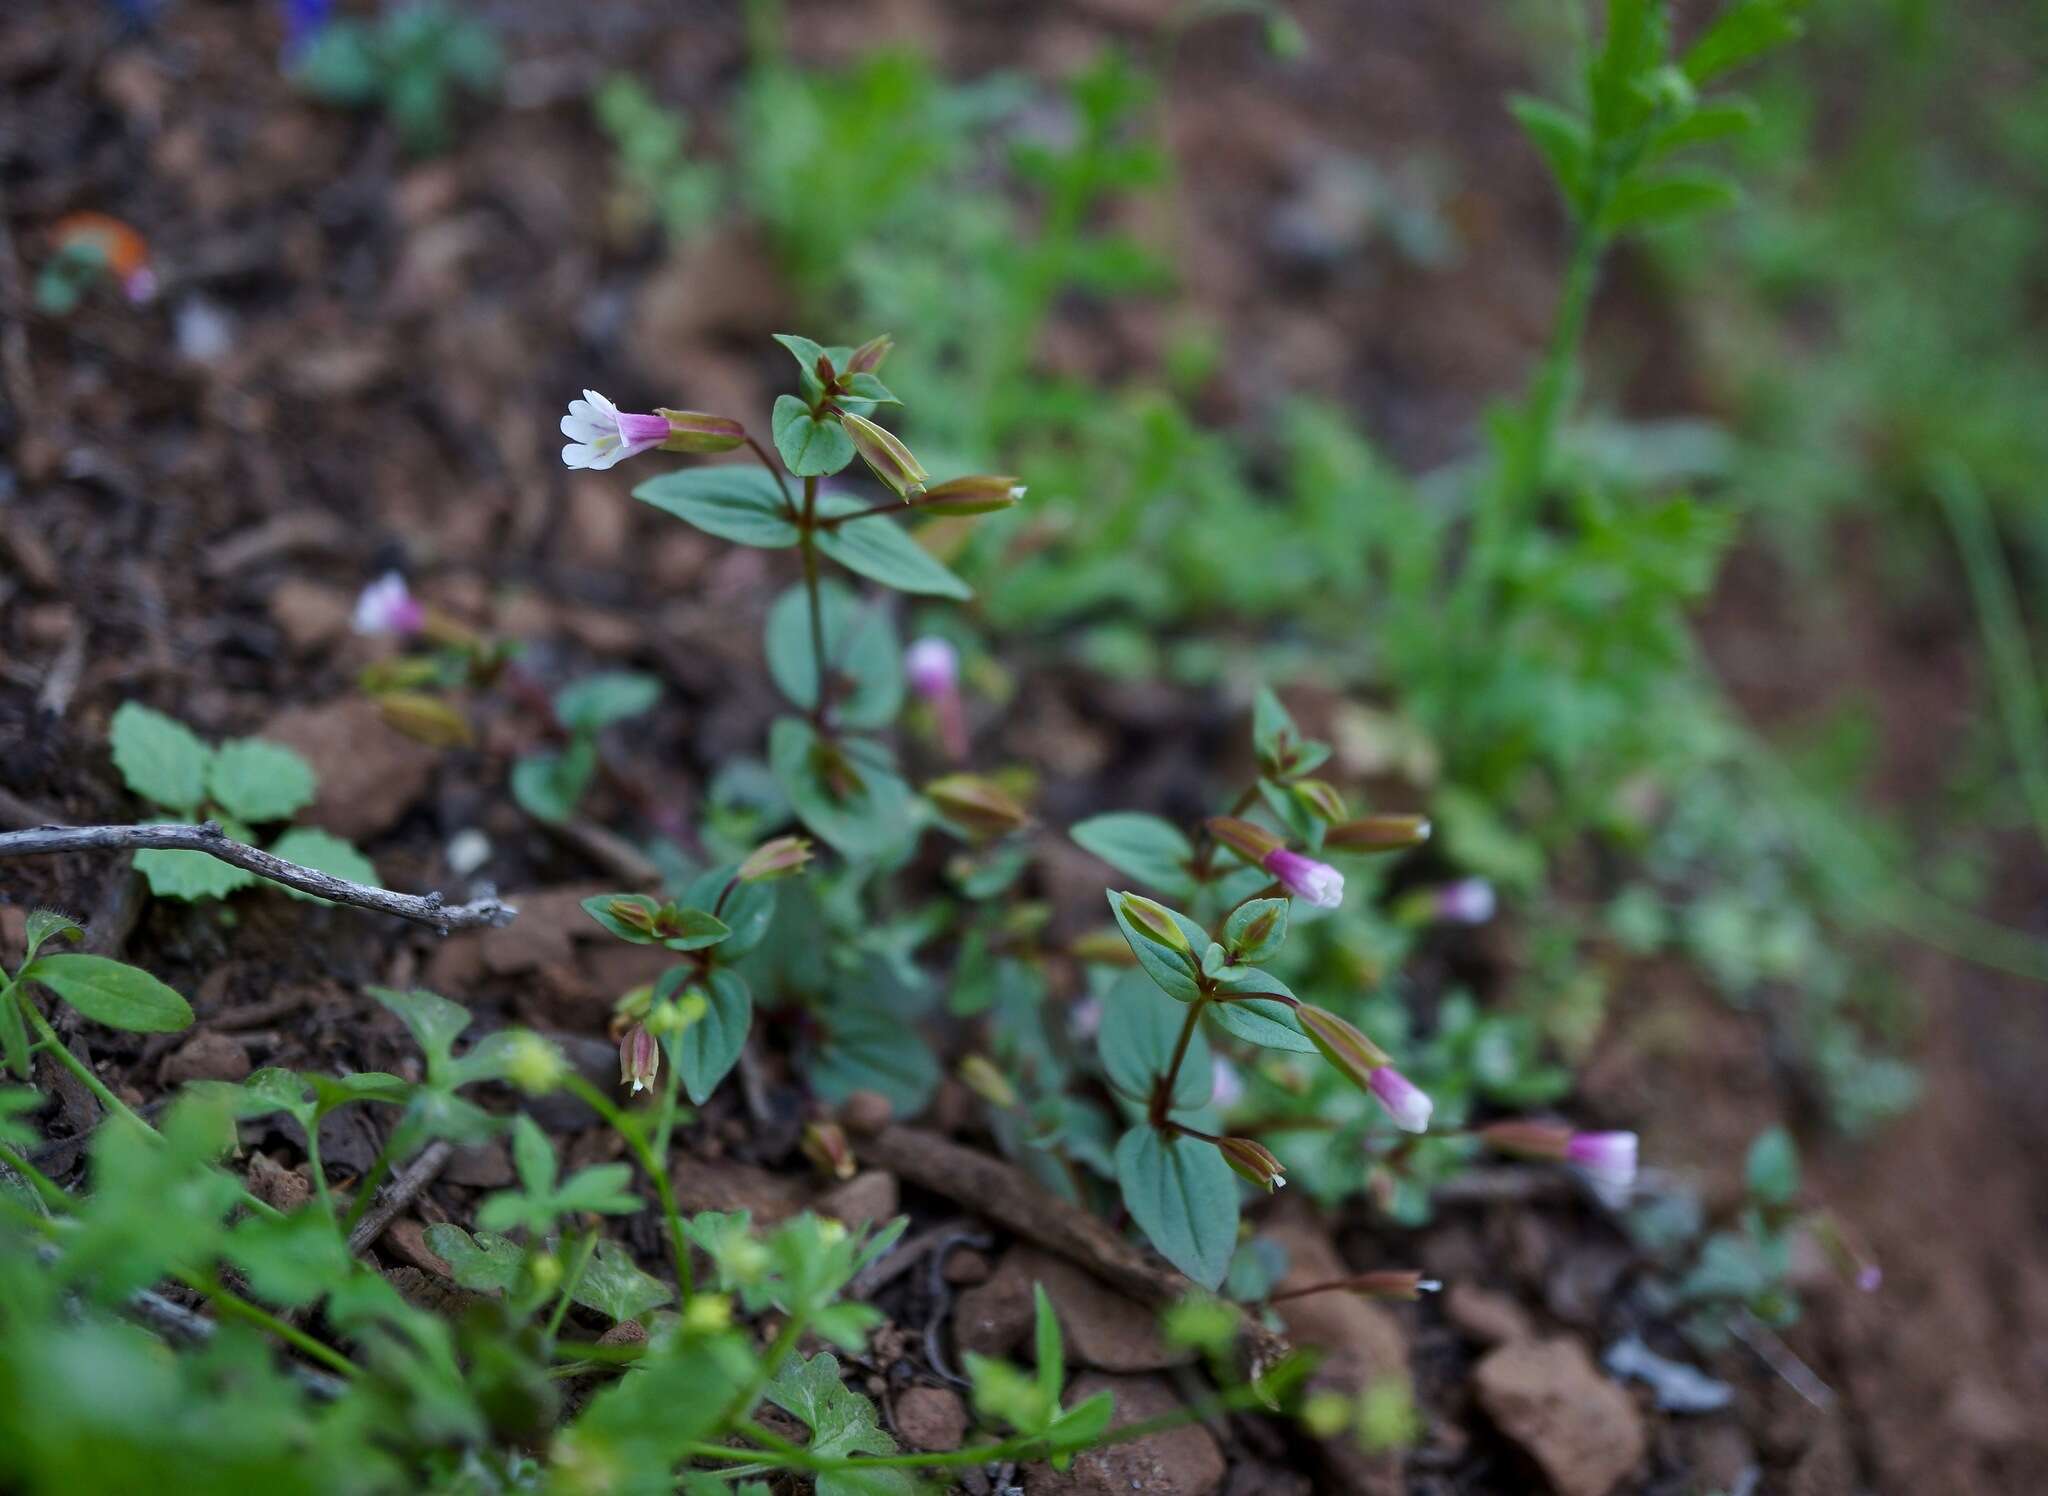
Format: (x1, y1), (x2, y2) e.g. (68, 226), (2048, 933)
(1262, 847), (1345, 909)
(1207, 816), (1283, 865)
(684, 1293), (734, 1333)
(1218, 1136), (1287, 1193)
(353, 572), (426, 638)
(1476, 1120), (1573, 1161)
(505, 1031), (568, 1096)
(1297, 1006), (1391, 1089)
(1070, 928), (1138, 965)
(1323, 814), (1432, 852)
(926, 774), (1029, 838)
(1118, 892), (1194, 959)
(800, 1121), (856, 1181)
(917, 474), (1026, 516)
(1344, 1270), (1441, 1301)
(654, 408), (746, 453)
(1564, 1130), (1638, 1189)
(905, 636), (959, 699)
(1291, 779), (1348, 823)
(618, 1024), (660, 1095)
(958, 1054), (1018, 1109)
(738, 835), (813, 883)
(840, 410), (928, 500)
(376, 690), (474, 749)
(607, 896), (660, 934)
(847, 333), (894, 374)
(1368, 1067), (1433, 1133)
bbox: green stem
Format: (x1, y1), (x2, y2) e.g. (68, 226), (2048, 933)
(563, 1074), (693, 1298)
(799, 474), (828, 729)
(23, 1002), (150, 1132)
(0, 1140), (73, 1215)
(546, 1229), (600, 1340)
(746, 435), (797, 514)
(304, 1116), (338, 1225)
(1149, 994), (1210, 1125)
(178, 1270), (360, 1380)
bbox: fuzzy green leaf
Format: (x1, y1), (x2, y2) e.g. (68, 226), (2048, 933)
(109, 702), (211, 813)
(24, 953), (193, 1034)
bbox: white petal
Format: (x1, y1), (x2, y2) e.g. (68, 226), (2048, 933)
(583, 389), (618, 421)
(561, 413), (605, 442)
(567, 399), (598, 423)
(583, 444), (623, 471)
(562, 442), (594, 469)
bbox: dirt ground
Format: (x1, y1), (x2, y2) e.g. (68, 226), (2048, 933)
(4, 3), (2046, 1492)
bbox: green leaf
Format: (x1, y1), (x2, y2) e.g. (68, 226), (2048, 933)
(226, 1208), (352, 1308)
(814, 493), (972, 599)
(1099, 971), (1211, 1109)
(772, 394), (856, 477)
(424, 1223), (527, 1294)
(555, 1162), (642, 1216)
(1223, 898), (1289, 963)
(554, 672), (661, 733)
(767, 1353), (912, 1496)
(1070, 814), (1195, 899)
(668, 966), (752, 1106)
(765, 579), (904, 729)
(1682, 0), (1803, 84)
(1034, 1282), (1063, 1407)
(109, 702), (211, 813)
(809, 1000), (940, 1116)
(24, 953), (192, 1033)
(684, 865), (777, 959)
(1114, 1125), (1238, 1289)
(839, 372), (898, 405)
(1601, 169), (1739, 233)
(1744, 1126), (1799, 1207)
(574, 1239), (674, 1324)
(1507, 94), (1591, 216)
(267, 828), (379, 902)
(369, 986), (472, 1071)
(510, 741), (596, 824)
(772, 332), (832, 379)
(769, 717), (915, 860)
(1204, 969), (1315, 1053)
(206, 738), (316, 823)
(1647, 97), (1759, 159)
(633, 467), (799, 547)
(134, 844), (259, 902)
(22, 909), (82, 960)
(1105, 891), (1205, 1003)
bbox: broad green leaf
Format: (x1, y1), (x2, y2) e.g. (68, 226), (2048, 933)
(764, 579), (904, 730)
(1602, 169), (1739, 234)
(668, 966), (752, 1106)
(767, 1352), (913, 1496)
(574, 1239), (673, 1324)
(510, 741), (596, 824)
(109, 702), (211, 813)
(633, 467), (798, 547)
(369, 986), (472, 1070)
(135, 845), (259, 902)
(1250, 686), (1298, 770)
(771, 332), (832, 379)
(1105, 891), (1205, 1003)
(554, 672), (661, 733)
(1114, 1124), (1238, 1289)
(554, 1162), (642, 1216)
(1744, 1126), (1799, 1206)
(1203, 969), (1315, 1053)
(1070, 814), (1195, 899)
(25, 953), (192, 1033)
(1507, 94), (1590, 215)
(814, 493), (972, 599)
(684, 864), (778, 960)
(424, 1223), (527, 1294)
(268, 827), (379, 902)
(772, 394), (856, 477)
(809, 1001), (939, 1116)
(1099, 971), (1211, 1109)
(206, 738), (316, 823)
(581, 892), (665, 944)
(769, 717), (915, 860)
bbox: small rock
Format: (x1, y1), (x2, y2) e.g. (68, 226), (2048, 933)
(671, 1154), (808, 1226)
(817, 1170), (899, 1230)
(840, 1089), (893, 1136)
(1026, 1373), (1224, 1496)
(1020, 1248), (1193, 1373)
(245, 1151), (313, 1212)
(954, 1251), (1041, 1359)
(943, 1247), (992, 1286)
(443, 1138), (516, 1188)
(1444, 1282), (1537, 1347)
(1474, 1337), (1647, 1496)
(159, 1031), (251, 1088)
(382, 1218), (453, 1276)
(268, 578), (352, 652)
(597, 1319), (649, 1348)
(261, 697), (439, 842)
(894, 1385), (968, 1452)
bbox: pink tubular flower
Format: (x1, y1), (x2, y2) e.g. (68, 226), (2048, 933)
(1368, 1066), (1433, 1133)
(560, 389), (672, 471)
(1434, 877), (1496, 925)
(352, 571), (425, 637)
(1263, 846), (1345, 909)
(905, 636), (968, 760)
(1564, 1130), (1638, 1189)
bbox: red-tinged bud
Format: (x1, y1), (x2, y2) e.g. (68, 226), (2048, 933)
(1070, 927), (1138, 965)
(619, 1024), (660, 1095)
(653, 409), (747, 453)
(1207, 816), (1284, 865)
(1297, 1005), (1392, 1089)
(917, 475), (1026, 516)
(1118, 892), (1194, 958)
(1345, 1270), (1441, 1301)
(738, 835), (813, 883)
(1218, 1136), (1287, 1193)
(958, 1054), (1017, 1109)
(925, 774), (1030, 838)
(800, 1121), (856, 1180)
(1476, 1120), (1574, 1161)
(840, 411), (928, 500)
(1292, 779), (1348, 823)
(847, 334), (893, 374)
(814, 351), (839, 386)
(1324, 814), (1432, 852)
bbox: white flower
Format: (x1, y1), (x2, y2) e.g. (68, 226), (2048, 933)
(1264, 847), (1345, 910)
(1369, 1066), (1434, 1133)
(560, 389), (671, 471)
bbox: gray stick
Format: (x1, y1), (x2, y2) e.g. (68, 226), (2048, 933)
(0, 822), (515, 932)
(347, 1140), (454, 1255)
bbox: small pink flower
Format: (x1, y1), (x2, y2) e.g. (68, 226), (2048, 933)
(1368, 1066), (1433, 1133)
(906, 636), (968, 760)
(1856, 1265), (1882, 1293)
(560, 389), (671, 471)
(1434, 877), (1496, 925)
(352, 571), (425, 637)
(1068, 997), (1103, 1040)
(1565, 1130), (1638, 1189)
(1211, 1056), (1244, 1110)
(1263, 847), (1345, 909)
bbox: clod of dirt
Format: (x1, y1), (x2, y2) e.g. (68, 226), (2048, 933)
(817, 1170), (899, 1230)
(261, 697), (439, 843)
(670, 1154), (808, 1227)
(1444, 1282), (1537, 1348)
(893, 1385), (968, 1453)
(953, 1252), (1041, 1359)
(839, 1089), (894, 1136)
(1016, 1247), (1194, 1373)
(267, 578), (353, 654)
(596, 1320), (648, 1349)
(244, 1150), (313, 1213)
(443, 1138), (515, 1188)
(1473, 1337), (1648, 1496)
(381, 1219), (453, 1278)
(158, 1031), (251, 1087)
(1024, 1372), (1224, 1496)
(942, 1246), (992, 1286)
